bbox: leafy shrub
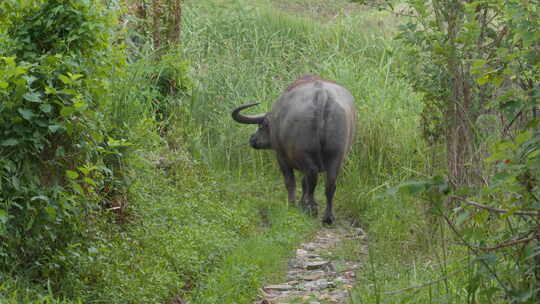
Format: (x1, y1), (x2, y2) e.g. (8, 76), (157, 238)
(148, 50), (193, 127)
(392, 0), (540, 301)
(0, 0), (126, 281)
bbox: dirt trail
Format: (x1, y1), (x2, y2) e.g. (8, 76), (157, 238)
(256, 225), (368, 304)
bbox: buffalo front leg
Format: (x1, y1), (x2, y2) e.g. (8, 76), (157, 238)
(278, 159), (296, 206)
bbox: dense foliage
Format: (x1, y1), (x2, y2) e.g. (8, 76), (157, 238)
(0, 0), (128, 280)
(3, 0), (537, 303)
(0, 1), (314, 303)
(387, 0), (540, 301)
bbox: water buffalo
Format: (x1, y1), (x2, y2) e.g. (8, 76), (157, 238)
(231, 74), (357, 224)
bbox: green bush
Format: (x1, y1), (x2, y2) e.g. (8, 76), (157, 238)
(0, 0), (126, 281)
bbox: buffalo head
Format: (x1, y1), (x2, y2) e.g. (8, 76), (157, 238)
(231, 102), (272, 150)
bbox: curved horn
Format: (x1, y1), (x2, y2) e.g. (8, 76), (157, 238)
(231, 102), (266, 124)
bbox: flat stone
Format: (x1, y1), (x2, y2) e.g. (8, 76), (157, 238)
(306, 261), (330, 270)
(334, 276), (347, 283)
(355, 227), (366, 236)
(303, 242), (318, 251)
(303, 279), (331, 290)
(296, 249), (308, 256)
(344, 271), (356, 279)
(302, 274), (324, 281)
(264, 284), (293, 291)
(288, 259), (304, 269)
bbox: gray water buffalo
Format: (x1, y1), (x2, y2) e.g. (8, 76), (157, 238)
(231, 74), (357, 224)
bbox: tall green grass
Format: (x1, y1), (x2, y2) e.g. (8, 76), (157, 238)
(180, 0), (426, 218)
(181, 0), (424, 176)
(1, 0), (467, 303)
(180, 0), (472, 303)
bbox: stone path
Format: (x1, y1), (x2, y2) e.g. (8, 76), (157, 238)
(256, 226), (368, 304)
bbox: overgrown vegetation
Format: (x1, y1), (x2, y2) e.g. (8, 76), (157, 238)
(0, 0), (127, 282)
(0, 0), (317, 303)
(350, 0), (540, 303)
(2, 0), (536, 303)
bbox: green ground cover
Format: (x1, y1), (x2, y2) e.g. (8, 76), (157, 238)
(1, 0), (483, 303)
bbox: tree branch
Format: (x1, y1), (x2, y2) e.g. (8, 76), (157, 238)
(451, 196), (540, 217)
(479, 234), (539, 251)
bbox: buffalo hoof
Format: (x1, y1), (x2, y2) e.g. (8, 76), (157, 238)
(307, 204), (318, 217)
(322, 213), (335, 225)
(301, 200), (318, 217)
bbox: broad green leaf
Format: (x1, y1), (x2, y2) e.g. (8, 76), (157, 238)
(0, 81), (8, 89)
(515, 131), (532, 145)
(500, 100), (521, 114)
(398, 180), (429, 195)
(477, 74), (490, 86)
(527, 150), (540, 159)
(493, 141), (517, 152)
(60, 88), (77, 96)
(1, 57), (16, 67)
(18, 108), (35, 120)
(477, 253), (497, 265)
(492, 172), (515, 184)
(14, 66), (27, 76)
(108, 138), (133, 147)
(485, 152), (507, 163)
(30, 195), (49, 202)
(525, 117), (540, 129)
(492, 75), (504, 88)
(0, 209), (8, 224)
(45, 86), (58, 95)
(44, 206), (57, 219)
(60, 106), (74, 117)
(78, 167), (90, 175)
(83, 177), (96, 186)
(72, 182), (84, 194)
(58, 74), (71, 85)
(48, 125), (65, 132)
(0, 138), (19, 146)
(68, 73), (84, 81)
(90, 131), (104, 142)
(73, 101), (87, 110)
(455, 210), (470, 226)
(39, 103), (52, 113)
(471, 59), (487, 71)
(66, 170), (79, 179)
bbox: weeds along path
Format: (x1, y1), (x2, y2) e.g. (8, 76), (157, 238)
(256, 225), (368, 304)
(181, 0), (422, 302)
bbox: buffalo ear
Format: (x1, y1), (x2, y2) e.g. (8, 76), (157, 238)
(231, 102), (266, 124)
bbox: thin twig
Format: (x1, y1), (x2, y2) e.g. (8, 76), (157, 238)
(359, 2), (416, 18)
(479, 234), (538, 251)
(383, 269), (462, 295)
(441, 213), (511, 292)
(503, 108), (525, 136)
(449, 230), (539, 251)
(451, 196), (540, 217)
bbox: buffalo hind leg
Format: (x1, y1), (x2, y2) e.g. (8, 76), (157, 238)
(302, 170), (318, 216)
(323, 159), (341, 225)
